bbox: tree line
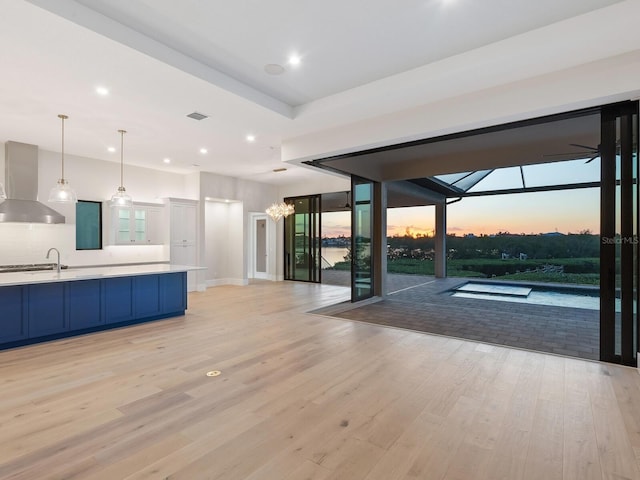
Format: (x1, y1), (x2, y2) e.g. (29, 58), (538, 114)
(387, 232), (599, 260)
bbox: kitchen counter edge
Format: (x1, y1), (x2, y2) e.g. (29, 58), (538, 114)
(0, 264), (206, 287)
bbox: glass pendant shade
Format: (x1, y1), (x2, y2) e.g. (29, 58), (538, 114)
(111, 186), (132, 208)
(110, 129), (133, 208)
(49, 114), (77, 203)
(48, 179), (78, 203)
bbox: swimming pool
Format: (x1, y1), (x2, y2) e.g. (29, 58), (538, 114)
(451, 281), (615, 311)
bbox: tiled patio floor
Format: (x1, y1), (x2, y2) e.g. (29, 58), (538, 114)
(319, 270), (600, 360)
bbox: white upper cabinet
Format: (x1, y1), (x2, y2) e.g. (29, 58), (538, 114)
(170, 202), (197, 245)
(145, 207), (164, 245)
(108, 203), (164, 245)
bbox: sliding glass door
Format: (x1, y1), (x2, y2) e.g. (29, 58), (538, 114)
(351, 177), (375, 301)
(600, 102), (639, 365)
(284, 195), (321, 282)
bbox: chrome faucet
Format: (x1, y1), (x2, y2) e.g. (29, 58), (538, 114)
(46, 248), (61, 273)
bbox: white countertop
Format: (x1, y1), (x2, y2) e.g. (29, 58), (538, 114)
(0, 264), (206, 287)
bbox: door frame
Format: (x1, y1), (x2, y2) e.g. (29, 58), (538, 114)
(600, 101), (639, 365)
(283, 195), (322, 283)
(249, 212), (271, 280)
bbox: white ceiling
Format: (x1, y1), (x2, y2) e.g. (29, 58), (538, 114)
(0, 0), (630, 186)
(55, 0), (623, 107)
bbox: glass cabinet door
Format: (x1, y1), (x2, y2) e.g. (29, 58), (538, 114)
(134, 209), (146, 243)
(117, 208), (131, 243)
(111, 204), (161, 246)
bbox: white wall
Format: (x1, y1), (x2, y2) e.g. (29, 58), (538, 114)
(0, 145), (195, 267)
(278, 170), (350, 199)
(37, 148), (194, 206)
(199, 172), (279, 284)
(205, 202), (227, 281)
(204, 201), (243, 285)
(0, 143), (4, 191)
(0, 222), (169, 267)
(282, 51), (640, 165)
(228, 202), (244, 280)
(0, 143), (350, 283)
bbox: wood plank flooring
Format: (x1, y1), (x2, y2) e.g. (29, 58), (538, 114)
(1, 281), (640, 479)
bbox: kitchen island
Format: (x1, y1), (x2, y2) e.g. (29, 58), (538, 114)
(0, 264), (202, 349)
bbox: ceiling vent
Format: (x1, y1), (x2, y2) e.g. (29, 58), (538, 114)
(186, 112), (209, 121)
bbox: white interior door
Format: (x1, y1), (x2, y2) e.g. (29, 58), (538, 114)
(252, 214), (269, 280)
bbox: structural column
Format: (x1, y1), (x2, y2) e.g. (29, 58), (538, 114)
(434, 202), (446, 278)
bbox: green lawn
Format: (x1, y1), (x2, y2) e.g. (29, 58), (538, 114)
(331, 257), (600, 285)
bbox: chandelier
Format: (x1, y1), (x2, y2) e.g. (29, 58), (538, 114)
(266, 202), (294, 222)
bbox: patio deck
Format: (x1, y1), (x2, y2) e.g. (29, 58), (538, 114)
(319, 270), (600, 360)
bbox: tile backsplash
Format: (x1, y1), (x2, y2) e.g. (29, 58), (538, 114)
(0, 223), (168, 267)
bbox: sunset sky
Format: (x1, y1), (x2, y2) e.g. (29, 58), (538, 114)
(321, 157), (603, 238)
(322, 187), (600, 238)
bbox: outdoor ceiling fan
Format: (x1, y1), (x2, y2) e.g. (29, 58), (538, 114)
(542, 143), (601, 164)
(544, 139), (627, 164)
(569, 143), (600, 164)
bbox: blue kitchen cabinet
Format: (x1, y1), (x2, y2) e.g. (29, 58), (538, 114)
(135, 274), (162, 317)
(68, 279), (103, 329)
(1, 271), (189, 349)
(0, 285), (27, 343)
(104, 277), (135, 324)
(28, 283), (67, 337)
(160, 272), (186, 314)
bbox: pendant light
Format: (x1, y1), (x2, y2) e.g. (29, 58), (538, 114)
(48, 114), (78, 203)
(110, 129), (132, 207)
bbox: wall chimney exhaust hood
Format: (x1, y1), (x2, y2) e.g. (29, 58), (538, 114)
(0, 141), (65, 224)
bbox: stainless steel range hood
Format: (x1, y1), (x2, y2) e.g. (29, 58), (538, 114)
(0, 141), (65, 223)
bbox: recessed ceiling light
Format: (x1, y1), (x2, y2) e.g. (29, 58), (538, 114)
(288, 54), (301, 67)
(264, 64), (285, 75)
(96, 86), (109, 96)
(246, 134), (256, 143)
(199, 148), (207, 154)
(107, 146), (116, 153)
(163, 158), (171, 164)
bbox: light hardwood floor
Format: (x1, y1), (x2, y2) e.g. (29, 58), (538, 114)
(2, 281), (640, 479)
